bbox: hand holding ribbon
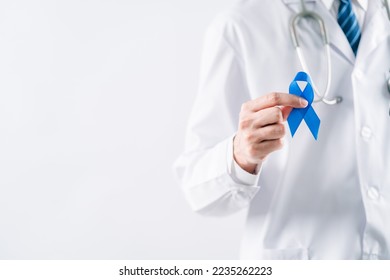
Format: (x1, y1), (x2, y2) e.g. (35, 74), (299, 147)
(287, 72), (321, 140)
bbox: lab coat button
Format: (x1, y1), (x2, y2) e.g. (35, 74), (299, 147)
(361, 126), (372, 141)
(367, 186), (380, 201)
(355, 70), (364, 79)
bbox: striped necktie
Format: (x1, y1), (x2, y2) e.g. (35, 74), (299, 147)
(337, 0), (361, 55)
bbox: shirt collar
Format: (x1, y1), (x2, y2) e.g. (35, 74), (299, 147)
(321, 0), (368, 11)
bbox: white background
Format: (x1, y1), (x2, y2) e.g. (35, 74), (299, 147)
(0, 0), (247, 259)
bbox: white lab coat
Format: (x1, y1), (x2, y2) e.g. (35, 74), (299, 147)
(174, 0), (390, 259)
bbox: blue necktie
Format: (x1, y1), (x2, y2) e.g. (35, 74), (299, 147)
(337, 0), (361, 55)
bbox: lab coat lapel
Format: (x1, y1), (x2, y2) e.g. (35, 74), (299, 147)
(281, 0), (355, 64)
(357, 0), (390, 61)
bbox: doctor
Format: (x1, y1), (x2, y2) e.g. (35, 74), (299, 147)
(174, 0), (390, 259)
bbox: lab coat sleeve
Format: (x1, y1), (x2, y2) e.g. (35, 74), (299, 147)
(173, 13), (261, 216)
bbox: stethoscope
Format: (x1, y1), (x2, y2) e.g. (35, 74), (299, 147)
(290, 0), (390, 107)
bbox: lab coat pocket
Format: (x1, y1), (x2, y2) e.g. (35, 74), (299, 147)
(256, 248), (309, 260)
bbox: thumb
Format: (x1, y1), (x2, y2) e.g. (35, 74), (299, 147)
(281, 106), (293, 121)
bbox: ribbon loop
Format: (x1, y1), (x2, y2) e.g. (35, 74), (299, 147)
(287, 72), (321, 140)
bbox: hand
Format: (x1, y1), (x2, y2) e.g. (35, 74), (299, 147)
(233, 92), (308, 173)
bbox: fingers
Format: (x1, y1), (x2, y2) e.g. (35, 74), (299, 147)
(251, 106), (294, 126)
(251, 104), (294, 125)
(247, 92), (308, 112)
(247, 139), (284, 160)
(258, 139), (284, 154)
(281, 106), (293, 121)
(252, 107), (283, 127)
(244, 123), (286, 143)
(256, 123), (286, 141)
(234, 92), (301, 170)
(242, 107), (288, 140)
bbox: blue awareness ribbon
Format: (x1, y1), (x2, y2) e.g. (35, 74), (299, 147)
(287, 72), (320, 140)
